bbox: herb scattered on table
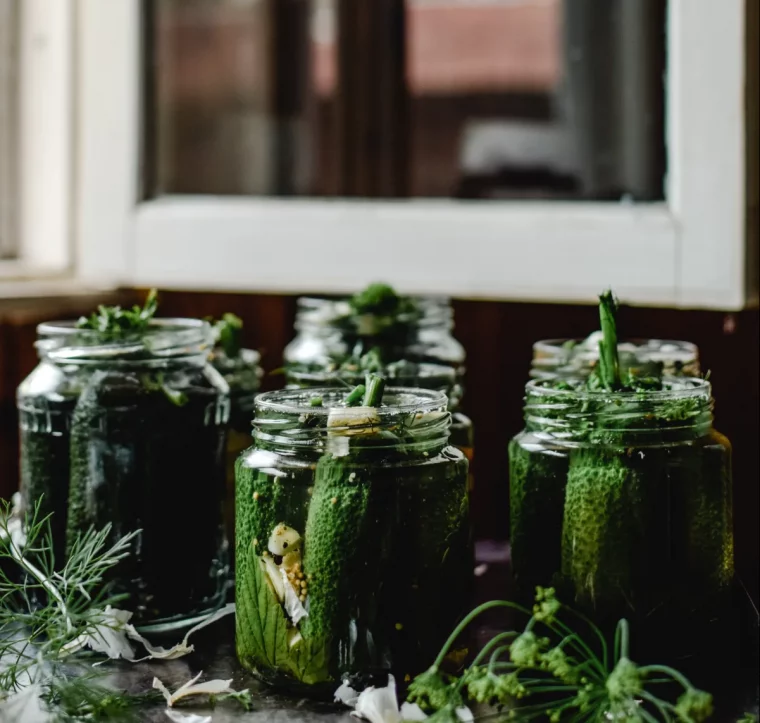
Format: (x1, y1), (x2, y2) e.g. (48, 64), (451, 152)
(405, 587), (714, 722)
(1, 497), (147, 720)
(0, 501), (246, 721)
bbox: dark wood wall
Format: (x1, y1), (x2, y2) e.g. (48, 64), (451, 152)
(1, 291), (757, 600)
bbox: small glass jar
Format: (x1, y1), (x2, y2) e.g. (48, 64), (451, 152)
(284, 296), (474, 485)
(235, 388), (471, 694)
(17, 319), (231, 631)
(530, 336), (701, 379)
(509, 377), (734, 647)
(210, 347), (263, 547)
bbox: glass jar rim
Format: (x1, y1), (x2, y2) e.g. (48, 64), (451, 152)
(532, 337), (699, 362)
(36, 318), (213, 364)
(525, 375), (711, 402)
(285, 361), (457, 384)
(293, 295), (454, 331)
(522, 376), (714, 438)
(255, 386), (448, 417)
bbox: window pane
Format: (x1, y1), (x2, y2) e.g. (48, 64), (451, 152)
(151, 0), (334, 196)
(149, 0), (665, 201)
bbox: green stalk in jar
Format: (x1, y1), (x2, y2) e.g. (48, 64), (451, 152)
(300, 376), (385, 653)
(561, 449), (644, 609)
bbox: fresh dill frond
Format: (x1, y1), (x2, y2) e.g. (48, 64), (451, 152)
(76, 289), (159, 335)
(0, 497), (138, 699)
(44, 673), (160, 722)
(213, 312), (244, 359)
(406, 588), (714, 722)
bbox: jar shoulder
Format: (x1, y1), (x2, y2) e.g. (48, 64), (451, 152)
(17, 361), (80, 401)
(510, 426), (731, 453)
(237, 444), (467, 475)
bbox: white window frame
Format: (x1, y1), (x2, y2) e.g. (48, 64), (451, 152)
(18, 0), (754, 308)
(0, 0), (75, 291)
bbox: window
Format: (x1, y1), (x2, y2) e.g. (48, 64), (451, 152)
(1, 0), (73, 281)
(61, 1), (756, 306)
(0, 0), (19, 259)
(150, 0), (666, 201)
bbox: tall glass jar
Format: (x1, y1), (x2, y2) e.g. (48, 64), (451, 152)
(17, 319), (231, 631)
(210, 347), (262, 548)
(530, 336), (701, 379)
(235, 388), (471, 694)
(509, 377), (734, 662)
(284, 296), (474, 484)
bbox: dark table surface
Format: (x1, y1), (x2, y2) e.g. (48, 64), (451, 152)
(103, 543), (759, 723)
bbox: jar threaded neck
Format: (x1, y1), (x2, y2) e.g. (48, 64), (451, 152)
(252, 387), (452, 453)
(523, 377), (714, 442)
(36, 319), (213, 366)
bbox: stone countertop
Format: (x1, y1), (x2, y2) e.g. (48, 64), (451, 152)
(105, 547), (759, 723)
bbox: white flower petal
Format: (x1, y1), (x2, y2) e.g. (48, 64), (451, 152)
(153, 677), (174, 706)
(334, 680), (360, 707)
(456, 707), (475, 722)
(128, 603), (236, 661)
(0, 684), (54, 723)
(351, 675), (401, 723)
(153, 672), (237, 707)
(398, 702), (428, 721)
(62, 603), (236, 663)
(164, 712), (212, 723)
(60, 606), (136, 660)
(172, 671), (205, 696)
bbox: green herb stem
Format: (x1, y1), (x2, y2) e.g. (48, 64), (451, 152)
(545, 620), (606, 680)
(362, 373), (386, 407)
(344, 385), (366, 406)
(638, 665), (695, 691)
(453, 632), (518, 694)
(614, 618), (630, 661)
(431, 600), (531, 670)
(560, 605), (610, 671)
(8, 530), (71, 632)
(639, 690), (676, 722)
(487, 644), (516, 674)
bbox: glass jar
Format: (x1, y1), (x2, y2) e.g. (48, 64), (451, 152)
(284, 296), (474, 484)
(17, 319), (231, 631)
(531, 336), (701, 379)
(235, 388), (471, 694)
(509, 377), (734, 654)
(210, 347), (262, 547)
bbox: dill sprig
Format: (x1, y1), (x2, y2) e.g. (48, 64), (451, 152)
(76, 289), (159, 335)
(406, 588), (713, 722)
(213, 312), (244, 359)
(0, 498), (141, 717)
